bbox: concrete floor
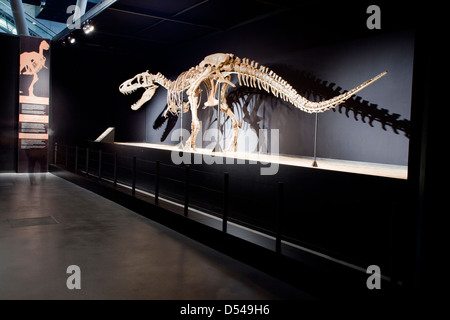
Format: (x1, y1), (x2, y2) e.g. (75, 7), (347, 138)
(0, 173), (311, 300)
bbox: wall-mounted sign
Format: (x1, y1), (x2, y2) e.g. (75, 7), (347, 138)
(18, 36), (50, 173)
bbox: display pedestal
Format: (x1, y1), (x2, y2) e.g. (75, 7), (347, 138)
(112, 142), (408, 179)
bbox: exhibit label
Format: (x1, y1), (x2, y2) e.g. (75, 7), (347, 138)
(17, 36), (51, 173)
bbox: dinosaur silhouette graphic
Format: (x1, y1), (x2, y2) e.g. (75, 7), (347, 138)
(19, 40), (50, 97)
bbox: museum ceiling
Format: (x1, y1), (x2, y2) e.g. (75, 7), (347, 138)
(1, 0), (418, 54)
(55, 0), (306, 51)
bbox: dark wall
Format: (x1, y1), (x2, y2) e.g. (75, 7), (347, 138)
(142, 24), (413, 166)
(49, 3), (413, 166)
(0, 34), (19, 172)
(50, 45), (149, 146)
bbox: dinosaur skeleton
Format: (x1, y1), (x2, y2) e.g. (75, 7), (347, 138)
(119, 53), (387, 151)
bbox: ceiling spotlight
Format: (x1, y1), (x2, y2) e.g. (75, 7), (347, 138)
(68, 36), (76, 44)
(83, 22), (95, 34)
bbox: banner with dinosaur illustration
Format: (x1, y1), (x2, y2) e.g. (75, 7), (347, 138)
(18, 36), (50, 173)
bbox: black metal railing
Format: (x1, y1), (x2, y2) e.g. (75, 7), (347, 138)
(52, 141), (403, 283)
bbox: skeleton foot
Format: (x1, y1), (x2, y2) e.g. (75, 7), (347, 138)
(224, 121), (241, 152)
(188, 119), (200, 152)
(183, 136), (196, 151)
(183, 144), (196, 151)
(183, 145), (196, 152)
(224, 136), (238, 152)
(224, 144), (237, 153)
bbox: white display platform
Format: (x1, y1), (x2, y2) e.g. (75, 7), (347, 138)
(115, 142), (408, 180)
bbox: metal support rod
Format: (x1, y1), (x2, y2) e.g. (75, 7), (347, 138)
(178, 91), (184, 150)
(10, 0), (29, 36)
(390, 202), (401, 291)
(131, 156), (136, 196)
(212, 82), (223, 152)
(275, 182), (284, 254)
(155, 160), (160, 205)
(222, 172), (229, 233)
(85, 148), (89, 176)
(113, 152), (117, 187)
(184, 165), (190, 217)
(98, 150), (102, 180)
(312, 113), (319, 167)
(75, 146), (78, 172)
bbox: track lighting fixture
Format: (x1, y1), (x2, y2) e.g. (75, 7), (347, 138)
(83, 21), (95, 34)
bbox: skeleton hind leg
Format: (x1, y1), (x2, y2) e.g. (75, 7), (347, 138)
(220, 97), (241, 152)
(184, 94), (201, 151)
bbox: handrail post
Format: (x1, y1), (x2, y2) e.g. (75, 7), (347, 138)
(276, 182), (284, 254)
(132, 156), (136, 196)
(85, 148), (89, 176)
(98, 150), (102, 180)
(54, 142), (57, 165)
(390, 202), (401, 292)
(113, 152), (117, 187)
(155, 160), (160, 205)
(222, 172), (229, 232)
(75, 146), (78, 172)
(184, 165), (190, 217)
(65, 145), (69, 168)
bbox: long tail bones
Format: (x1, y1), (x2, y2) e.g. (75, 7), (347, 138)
(119, 53), (387, 151)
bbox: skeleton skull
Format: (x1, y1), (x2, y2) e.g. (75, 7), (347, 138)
(119, 71), (159, 110)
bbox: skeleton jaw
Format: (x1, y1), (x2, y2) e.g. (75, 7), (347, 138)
(130, 86), (158, 110)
